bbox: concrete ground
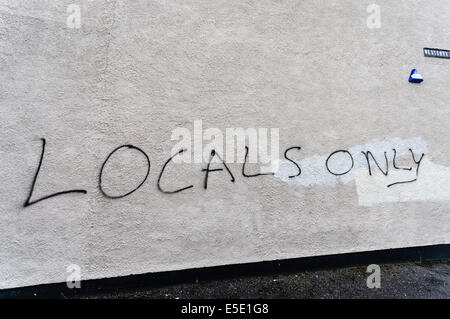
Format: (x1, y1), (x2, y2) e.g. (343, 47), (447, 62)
(76, 261), (449, 299)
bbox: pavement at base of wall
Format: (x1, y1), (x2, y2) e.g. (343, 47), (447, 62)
(73, 261), (449, 299)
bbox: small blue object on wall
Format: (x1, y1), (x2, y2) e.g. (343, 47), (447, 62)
(409, 69), (424, 83)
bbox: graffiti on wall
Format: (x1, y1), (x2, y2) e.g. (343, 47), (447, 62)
(22, 136), (428, 208)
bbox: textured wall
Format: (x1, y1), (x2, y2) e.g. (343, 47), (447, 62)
(0, 0), (449, 289)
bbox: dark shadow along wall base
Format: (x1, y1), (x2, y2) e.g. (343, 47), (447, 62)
(1, 244), (449, 298)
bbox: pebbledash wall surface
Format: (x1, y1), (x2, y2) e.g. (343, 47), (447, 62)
(0, 0), (449, 290)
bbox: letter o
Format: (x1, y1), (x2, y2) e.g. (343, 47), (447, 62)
(99, 145), (150, 199)
(325, 150), (354, 176)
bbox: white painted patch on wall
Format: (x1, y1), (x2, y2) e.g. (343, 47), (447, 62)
(275, 137), (428, 186)
(355, 158), (450, 206)
(275, 137), (450, 206)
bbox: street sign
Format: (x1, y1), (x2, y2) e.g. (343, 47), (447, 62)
(423, 48), (450, 59)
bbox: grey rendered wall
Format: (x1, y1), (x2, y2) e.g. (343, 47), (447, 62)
(0, 0), (449, 289)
